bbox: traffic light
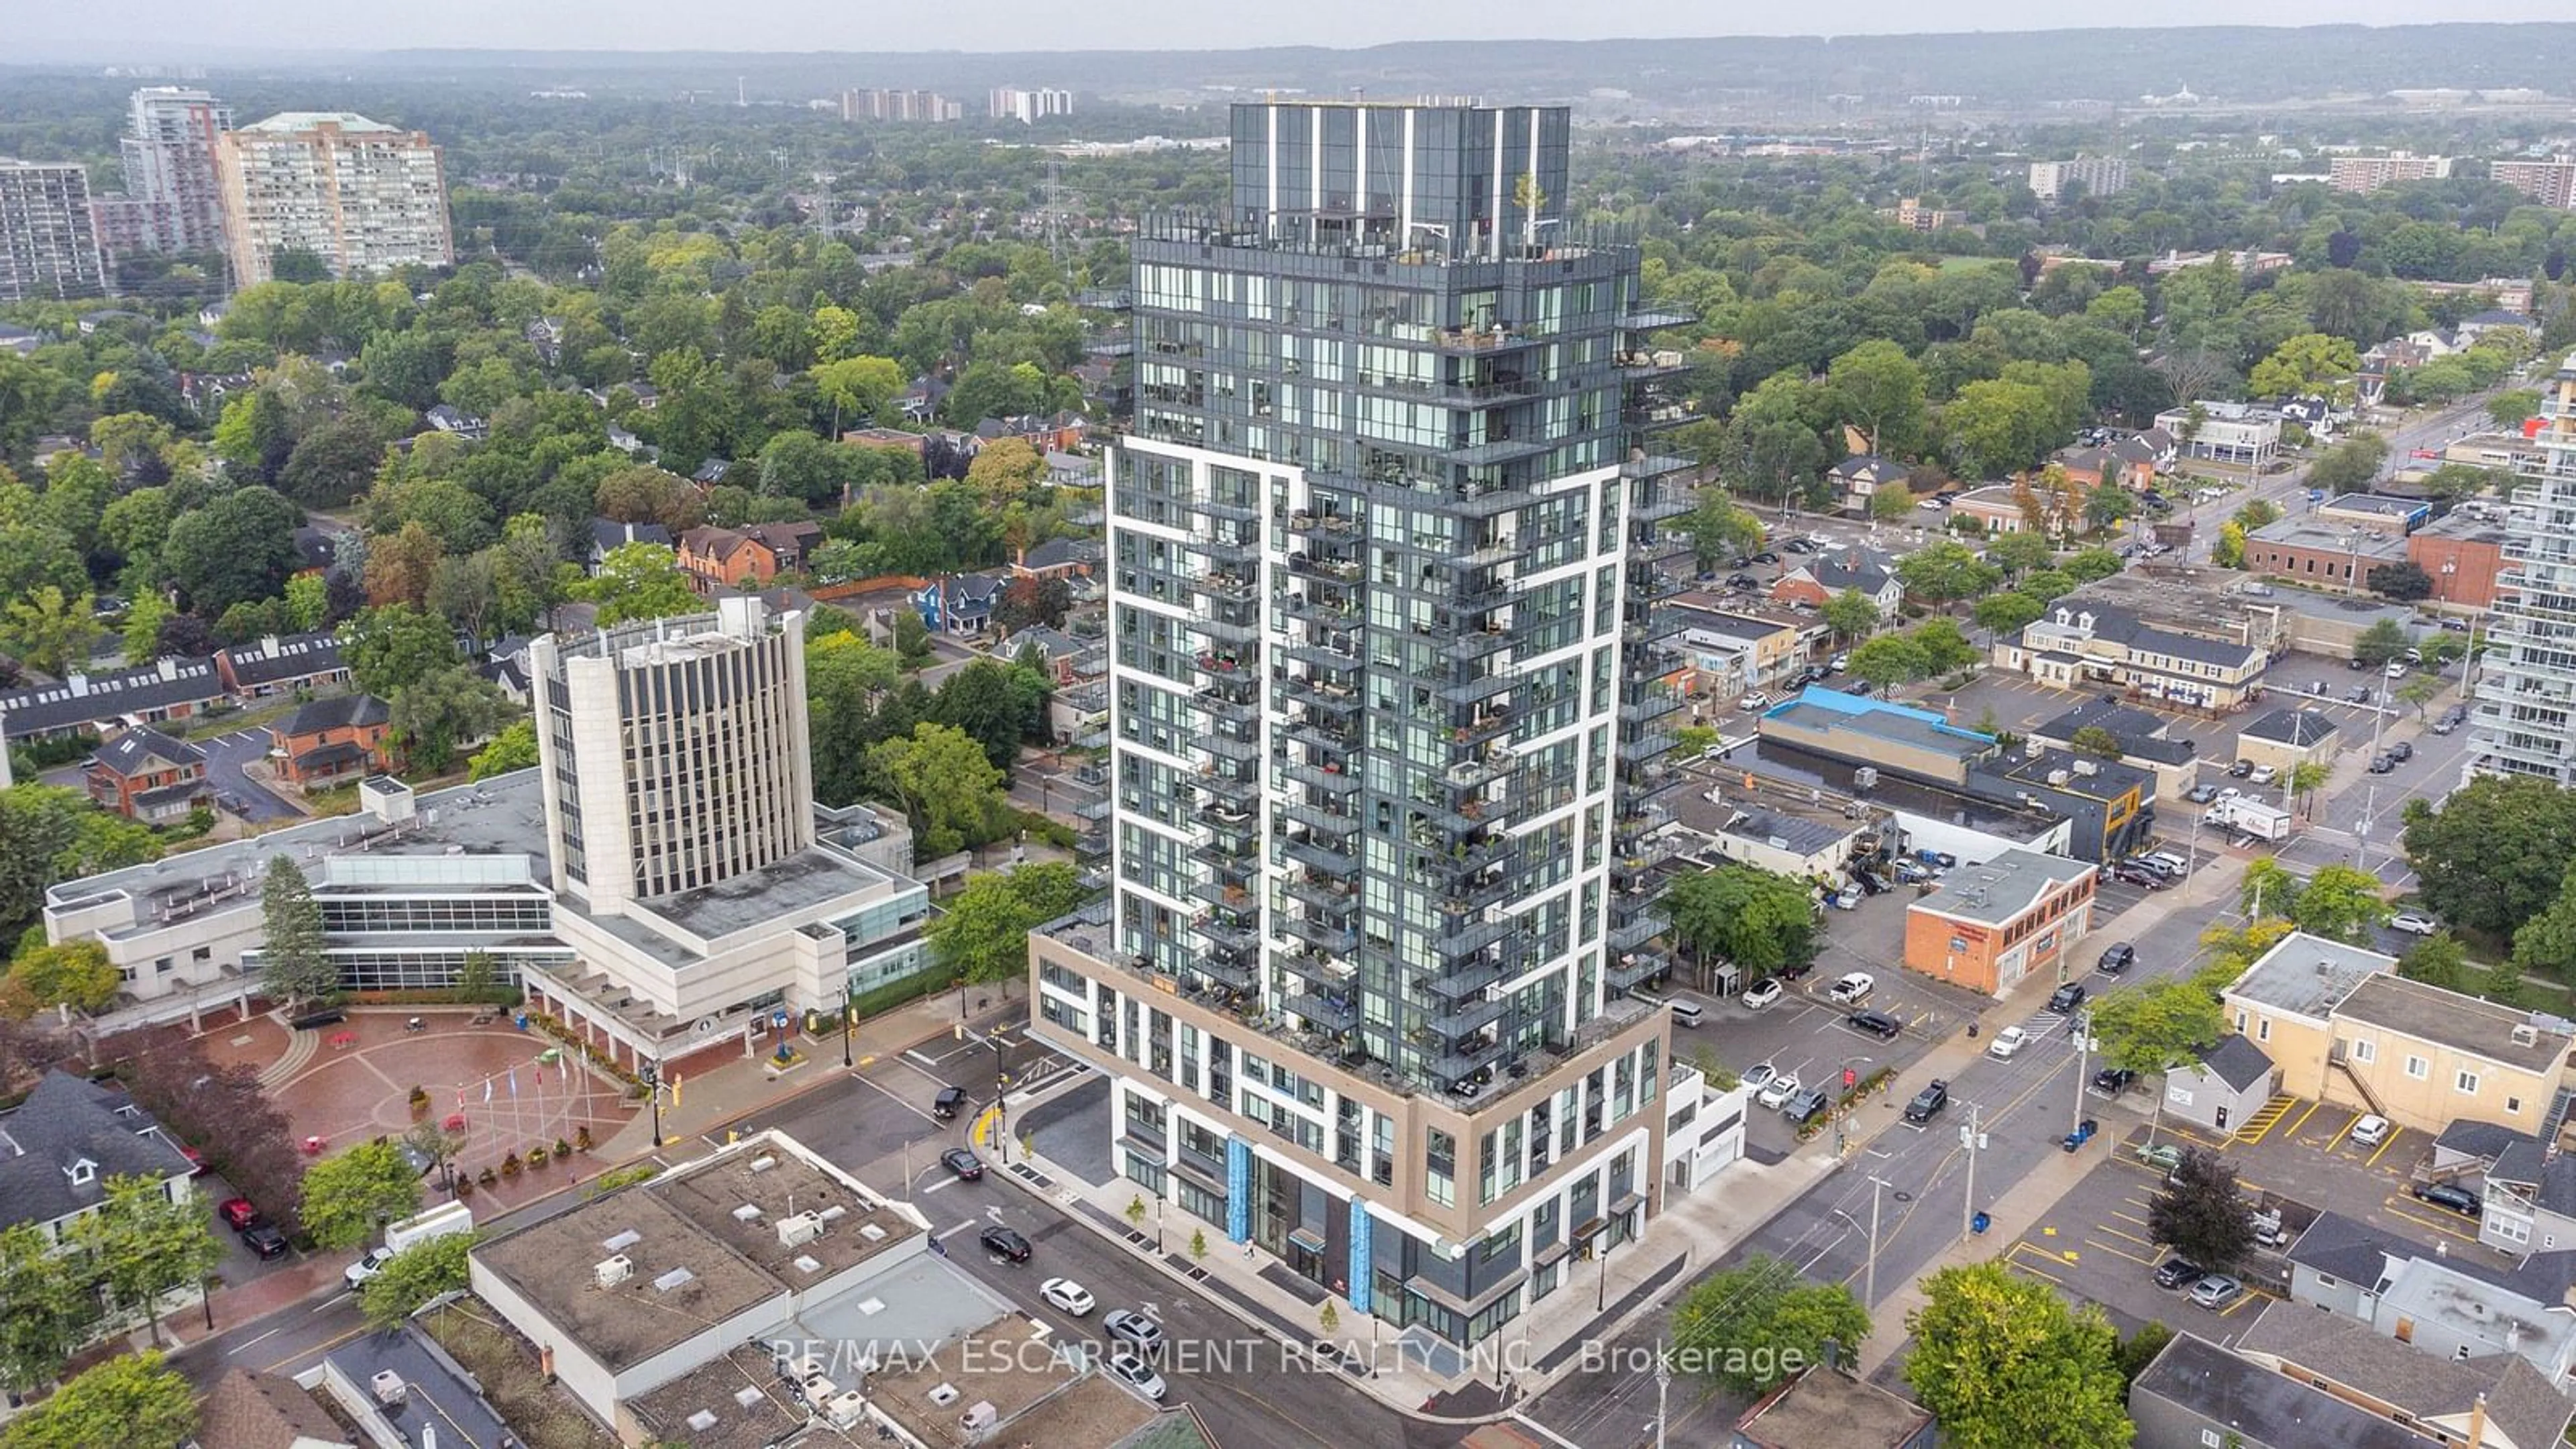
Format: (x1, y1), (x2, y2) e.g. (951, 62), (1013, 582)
(1842, 1067), (1858, 1089)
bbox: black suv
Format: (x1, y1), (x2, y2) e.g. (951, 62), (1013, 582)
(2153, 1256), (2206, 1289)
(1847, 1010), (1902, 1040)
(2097, 943), (2137, 975)
(2048, 982), (2088, 1014)
(932, 1085), (969, 1120)
(979, 1225), (1033, 1262)
(1782, 1088), (1830, 1126)
(1904, 1080), (1949, 1123)
(2090, 1067), (2138, 1096)
(2414, 1183), (2481, 1218)
(242, 1222), (290, 1260)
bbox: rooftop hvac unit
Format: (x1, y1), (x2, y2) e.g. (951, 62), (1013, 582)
(594, 1254), (634, 1288)
(2072, 759), (2098, 775)
(733, 1203), (763, 1222)
(806, 1373), (839, 1403)
(777, 1210), (825, 1248)
(827, 1390), (868, 1430)
(2046, 770), (2072, 786)
(369, 1371), (407, 1407)
(749, 1155), (779, 1173)
(2514, 1022), (2539, 1046)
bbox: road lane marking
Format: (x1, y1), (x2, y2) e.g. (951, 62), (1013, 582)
(2365, 1128), (2402, 1168)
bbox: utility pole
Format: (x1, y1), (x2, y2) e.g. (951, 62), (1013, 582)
(2072, 1010), (2094, 1134)
(1654, 1348), (1671, 1449)
(1959, 1103), (1986, 1240)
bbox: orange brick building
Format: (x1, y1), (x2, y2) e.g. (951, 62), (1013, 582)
(1902, 849), (2099, 998)
(269, 694), (391, 791)
(83, 727), (207, 823)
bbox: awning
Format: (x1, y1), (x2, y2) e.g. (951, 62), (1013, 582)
(1171, 1156), (1228, 1193)
(1532, 1240), (1572, 1270)
(1118, 1135), (1167, 1167)
(1570, 1215), (1607, 1246)
(1287, 1227), (1328, 1253)
(1609, 1191), (1646, 1219)
(1404, 1267), (1530, 1316)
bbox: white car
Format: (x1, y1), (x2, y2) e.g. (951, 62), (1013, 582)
(1756, 1071), (1802, 1109)
(1740, 978), (1783, 1010)
(2385, 661), (2408, 680)
(1105, 1350), (1167, 1402)
(1988, 1026), (2032, 1060)
(1739, 692), (1772, 712)
(1827, 972), (1875, 1006)
(2390, 912), (2440, 936)
(2247, 764), (2277, 786)
(343, 1247), (395, 1290)
(1742, 1061), (1777, 1093)
(1040, 1277), (1095, 1316)
(2350, 1114), (2392, 1147)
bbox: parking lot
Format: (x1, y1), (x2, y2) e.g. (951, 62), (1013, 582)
(199, 728), (303, 822)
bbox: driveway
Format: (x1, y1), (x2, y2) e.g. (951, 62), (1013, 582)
(198, 730), (301, 822)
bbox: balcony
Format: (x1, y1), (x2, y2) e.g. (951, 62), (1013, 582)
(1607, 950), (1665, 990)
(1438, 665), (1518, 706)
(1280, 912), (1360, 955)
(1609, 910), (1668, 954)
(1285, 637), (1364, 671)
(1193, 912), (1260, 955)
(1278, 796), (1359, 838)
(1432, 915), (1513, 962)
(1280, 757), (1359, 794)
(1189, 877), (1256, 911)
(1283, 872), (1358, 912)
(1200, 533), (1261, 566)
(1277, 949), (1355, 989)
(1434, 326), (1544, 355)
(1283, 832), (1358, 875)
(1193, 493), (1262, 523)
(1433, 1036), (1511, 1084)
(1421, 832), (1511, 880)
(1617, 729), (1678, 766)
(1622, 607), (1685, 647)
(1616, 834), (1689, 880)
(1619, 453), (1694, 482)
(1281, 676), (1363, 716)
(1622, 763), (1688, 804)
(1287, 552), (1363, 585)
(1436, 622), (1521, 664)
(1278, 590), (1358, 627)
(1611, 806), (1670, 847)
(1195, 609), (1261, 646)
(1193, 795), (1256, 829)
(1444, 744), (1517, 792)
(1288, 991), (1358, 1031)
(1283, 717), (1360, 755)
(1191, 953), (1259, 994)
(1189, 839), (1258, 877)
(1193, 651), (1254, 679)
(1195, 571), (1257, 605)
(1194, 684), (1260, 724)
(1423, 960), (1507, 1002)
(1197, 731), (1261, 763)
(1625, 570), (1683, 604)
(1431, 992), (1509, 1037)
(1615, 350), (1695, 381)
(1285, 508), (1361, 539)
(1631, 492), (1691, 524)
(1619, 305), (1697, 331)
(1618, 687), (1684, 726)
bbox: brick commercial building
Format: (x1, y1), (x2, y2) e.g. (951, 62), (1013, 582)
(2241, 519), (2407, 595)
(2406, 513), (2510, 611)
(1901, 848), (2098, 997)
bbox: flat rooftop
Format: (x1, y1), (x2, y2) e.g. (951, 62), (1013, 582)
(2249, 519), (2408, 557)
(473, 1133), (920, 1373)
(2228, 930), (2391, 1020)
(1760, 688), (1996, 764)
(1732, 741), (2063, 842)
(324, 1326), (517, 1448)
(2334, 975), (2575, 1074)
(867, 1316), (1085, 1449)
(1910, 849), (2096, 926)
(1733, 1364), (1933, 1448)
(625, 1344), (842, 1449)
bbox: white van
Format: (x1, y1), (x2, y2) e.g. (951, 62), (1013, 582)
(1667, 999), (1704, 1028)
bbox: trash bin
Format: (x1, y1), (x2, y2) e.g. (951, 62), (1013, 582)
(1972, 1210), (1991, 1235)
(514, 1012), (529, 1031)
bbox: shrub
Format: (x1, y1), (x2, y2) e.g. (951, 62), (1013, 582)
(555, 1136), (573, 1158)
(500, 1152), (521, 1178)
(574, 1126), (594, 1152)
(477, 1167), (496, 1185)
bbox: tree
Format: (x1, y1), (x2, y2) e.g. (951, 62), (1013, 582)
(284, 572), (331, 633)
(2291, 864), (2392, 942)
(1910, 616), (1980, 676)
(0, 588), (98, 677)
(928, 862), (1091, 991)
(2351, 618), (2412, 669)
(161, 486), (303, 617)
(1663, 865), (1817, 977)
(299, 1138), (425, 1252)
(68, 1175), (221, 1346)
(468, 719), (539, 780)
(364, 520), (444, 608)
(575, 542), (699, 625)
(2404, 776), (2576, 940)
(993, 575), (1073, 633)
(1845, 633), (1931, 690)
(2398, 932), (2473, 993)
(340, 604), (459, 698)
(1904, 1263), (2131, 1449)
(2213, 519), (2248, 569)
(2149, 1146), (2255, 1272)
(2088, 978), (2224, 1145)
(389, 667), (510, 775)
(2306, 435), (2389, 494)
(1983, 529), (2057, 578)
(0, 940), (118, 1018)
(2365, 561), (2434, 601)
(1970, 594), (2043, 653)
(594, 466), (706, 533)
(869, 723), (1007, 857)
(756, 429), (862, 507)
(1893, 539), (2000, 612)
(359, 1231), (476, 1330)
(1868, 482), (1917, 523)
(0, 1224), (92, 1397)
(964, 437), (1049, 505)
(2287, 759), (2332, 816)
(1674, 488), (1764, 571)
(810, 355), (904, 430)
(2487, 388), (2543, 430)
(1826, 339), (1927, 456)
(2249, 332), (2359, 401)
(2510, 868), (2576, 986)
(0, 1350), (197, 1449)
(1943, 377), (2069, 480)
(1667, 1253), (1870, 1394)
(2062, 547), (2124, 584)
(425, 550), (501, 646)
(0, 786), (162, 943)
(260, 855), (334, 1009)
(2068, 725), (2125, 759)
(1820, 588), (1880, 643)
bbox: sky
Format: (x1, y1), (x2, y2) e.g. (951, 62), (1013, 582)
(15, 0), (2576, 55)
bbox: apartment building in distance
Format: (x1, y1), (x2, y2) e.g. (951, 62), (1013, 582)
(2328, 152), (2454, 193)
(2471, 349), (2576, 784)
(1026, 100), (1696, 1351)
(0, 159), (109, 302)
(105, 86), (232, 254)
(989, 87), (1073, 124)
(2027, 156), (2131, 201)
(215, 112), (453, 285)
(839, 89), (964, 123)
(2493, 157), (2576, 211)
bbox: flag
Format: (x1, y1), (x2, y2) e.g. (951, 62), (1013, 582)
(482, 1077), (493, 1104)
(455, 1085), (465, 1110)
(507, 1069), (519, 1098)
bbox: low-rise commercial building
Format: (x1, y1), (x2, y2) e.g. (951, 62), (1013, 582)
(2130, 1318), (2573, 1449)
(2029, 698), (2198, 801)
(2241, 519), (2408, 594)
(1900, 848), (2098, 997)
(2315, 493), (2432, 537)
(2155, 402), (2282, 468)
(2161, 1034), (2279, 1136)
(2234, 707), (2340, 779)
(1998, 600), (2269, 714)
(1731, 1360), (1935, 1449)
(2406, 513), (2511, 612)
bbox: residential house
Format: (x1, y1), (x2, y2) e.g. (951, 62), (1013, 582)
(2029, 698), (2200, 800)
(422, 403), (486, 441)
(1998, 600), (2269, 713)
(2222, 932), (2572, 1138)
(841, 426), (928, 458)
(2235, 707), (2341, 780)
(0, 1071), (197, 1250)
(214, 632), (349, 699)
(267, 694), (391, 791)
(1900, 848), (2098, 997)
(2479, 1132), (2576, 1255)
(739, 521), (822, 574)
(586, 518), (674, 573)
(1044, 449), (1102, 488)
(915, 572), (1004, 634)
(1672, 607), (1767, 699)
(83, 727), (207, 823)
(2129, 1320), (2571, 1449)
(2457, 309), (2540, 347)
(2284, 1210), (2576, 1383)
(194, 1367), (358, 1449)
(2156, 401), (2283, 468)
(973, 410), (1087, 454)
(290, 525), (341, 573)
(0, 656), (229, 743)
(1770, 549), (1901, 618)
(2055, 432), (2172, 494)
(688, 458), (730, 488)
(676, 526), (779, 595)
(1729, 1361), (1935, 1449)
(999, 625), (1097, 686)
(1828, 454), (1911, 515)
(1949, 484), (2033, 535)
(1012, 537), (1096, 580)
(2161, 1034), (2279, 1136)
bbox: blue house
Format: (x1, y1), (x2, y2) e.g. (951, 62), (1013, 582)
(915, 572), (1005, 634)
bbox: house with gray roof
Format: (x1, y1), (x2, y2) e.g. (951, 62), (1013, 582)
(2002, 599), (2269, 713)
(2161, 1034), (2278, 1135)
(0, 1071), (196, 1246)
(2284, 1209), (2576, 1382)
(2232, 1304), (2575, 1449)
(1827, 453), (1913, 516)
(214, 631), (350, 699)
(83, 726), (208, 823)
(2031, 697), (2199, 799)
(0, 656), (229, 742)
(587, 517), (675, 573)
(2479, 1133), (2576, 1256)
(2131, 1332), (2443, 1449)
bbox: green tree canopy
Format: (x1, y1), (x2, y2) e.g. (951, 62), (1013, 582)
(869, 722), (1008, 858)
(68, 1175), (222, 1346)
(0, 1350), (197, 1449)
(2402, 775), (2576, 938)
(1668, 1253), (1870, 1394)
(359, 1230), (477, 1330)
(928, 861), (1092, 991)
(1821, 588), (1880, 643)
(1845, 633), (1931, 690)
(299, 1139), (426, 1252)
(2351, 618), (2412, 668)
(260, 855), (333, 1009)
(0, 1224), (93, 1396)
(340, 603), (460, 698)
(2149, 1146), (2255, 1272)
(1904, 1262), (2133, 1449)
(468, 718), (540, 780)
(1664, 864), (1817, 977)
(0, 940), (118, 1018)
(0, 785), (163, 943)
(576, 541), (700, 625)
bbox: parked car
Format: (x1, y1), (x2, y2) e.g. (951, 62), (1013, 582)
(2389, 740), (2413, 762)
(2414, 1183), (2482, 1217)
(979, 1225), (1033, 1263)
(1742, 1062), (1778, 1094)
(1846, 1010), (1903, 1040)
(2347, 684), (2374, 703)
(2431, 715), (2458, 735)
(2228, 759), (2255, 779)
(2182, 784), (2219, 805)
(2351, 1114), (2392, 1147)
(1827, 971), (1876, 1006)
(1847, 680), (1877, 697)
(1988, 1025), (2031, 1059)
(343, 1247), (394, 1289)
(2110, 863), (2167, 890)
(1755, 1071), (1801, 1109)
(2047, 982), (2088, 1014)
(1106, 1351), (1167, 1402)
(1828, 653), (1851, 672)
(2144, 851), (2189, 877)
(1739, 692), (1772, 712)
(1104, 1309), (1165, 1354)
(2090, 1067), (2138, 1096)
(1739, 978), (1782, 1010)
(2153, 1256), (2207, 1290)
(2098, 943), (2137, 975)
(1782, 1088), (1831, 1125)
(2390, 912), (2439, 936)
(2247, 763), (2277, 786)
(1904, 1079), (1949, 1123)
(218, 1197), (261, 1232)
(2190, 1274), (2245, 1310)
(2384, 661), (2409, 680)
(940, 1147), (985, 1181)
(1041, 1278), (1096, 1316)
(243, 1222), (290, 1260)
(1894, 859), (1931, 883)
(2367, 753), (2396, 774)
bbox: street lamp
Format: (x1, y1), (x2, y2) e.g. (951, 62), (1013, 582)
(641, 1061), (664, 1148)
(1959, 1103), (1988, 1240)
(1830, 1057), (1874, 1158)
(1654, 1348), (1672, 1449)
(841, 983), (854, 1069)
